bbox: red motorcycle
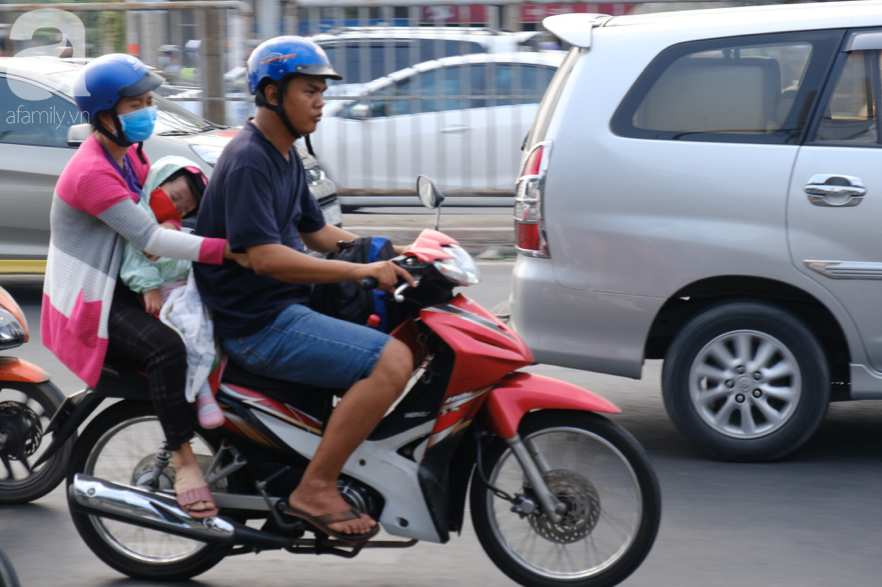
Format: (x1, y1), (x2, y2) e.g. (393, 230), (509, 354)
(0, 285), (72, 504)
(40, 178), (660, 587)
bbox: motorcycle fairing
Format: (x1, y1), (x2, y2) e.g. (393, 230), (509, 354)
(367, 345), (455, 441)
(421, 294), (533, 396)
(250, 404), (444, 543)
(222, 384), (324, 436)
(0, 357), (49, 383)
(483, 372), (622, 439)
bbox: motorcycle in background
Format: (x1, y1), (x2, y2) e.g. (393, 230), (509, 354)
(40, 178), (662, 587)
(0, 285), (72, 503)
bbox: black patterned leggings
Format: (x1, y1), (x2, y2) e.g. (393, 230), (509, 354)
(106, 280), (192, 451)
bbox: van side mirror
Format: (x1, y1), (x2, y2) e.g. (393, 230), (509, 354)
(67, 123), (92, 147)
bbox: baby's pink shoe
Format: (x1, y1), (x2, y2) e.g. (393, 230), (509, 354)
(197, 387), (224, 429)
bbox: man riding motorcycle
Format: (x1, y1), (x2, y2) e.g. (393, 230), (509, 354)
(193, 36), (415, 543)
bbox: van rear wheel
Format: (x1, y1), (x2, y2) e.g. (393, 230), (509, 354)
(662, 301), (829, 462)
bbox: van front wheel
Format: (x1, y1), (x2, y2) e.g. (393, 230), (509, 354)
(662, 301), (829, 462)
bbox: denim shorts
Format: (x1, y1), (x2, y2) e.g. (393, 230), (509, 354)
(222, 303), (392, 389)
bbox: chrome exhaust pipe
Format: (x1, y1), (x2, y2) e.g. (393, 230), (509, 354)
(70, 474), (292, 549)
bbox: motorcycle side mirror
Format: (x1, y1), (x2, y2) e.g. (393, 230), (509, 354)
(416, 175), (445, 231)
(67, 123), (92, 147)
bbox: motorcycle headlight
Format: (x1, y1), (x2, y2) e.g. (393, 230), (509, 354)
(434, 245), (481, 286)
(0, 306), (27, 350)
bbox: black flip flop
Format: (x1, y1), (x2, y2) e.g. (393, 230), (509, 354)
(279, 504), (380, 543)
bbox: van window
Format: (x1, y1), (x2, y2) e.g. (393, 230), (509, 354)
(611, 31), (843, 144)
(815, 49), (881, 144)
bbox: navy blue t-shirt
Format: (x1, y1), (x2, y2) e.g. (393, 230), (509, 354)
(193, 121), (326, 337)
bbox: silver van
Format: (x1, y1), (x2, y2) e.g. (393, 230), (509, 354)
(512, 1), (882, 461)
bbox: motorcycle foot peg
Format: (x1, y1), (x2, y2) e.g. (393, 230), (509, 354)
(266, 499), (306, 533)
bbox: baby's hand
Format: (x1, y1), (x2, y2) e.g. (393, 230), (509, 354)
(143, 289), (163, 315)
(159, 222), (180, 231)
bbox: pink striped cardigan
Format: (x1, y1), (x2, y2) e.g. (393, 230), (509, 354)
(42, 135), (226, 387)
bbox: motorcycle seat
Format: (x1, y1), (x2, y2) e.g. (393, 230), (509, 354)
(221, 360), (343, 407)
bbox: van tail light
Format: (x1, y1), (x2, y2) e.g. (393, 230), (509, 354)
(514, 141), (553, 258)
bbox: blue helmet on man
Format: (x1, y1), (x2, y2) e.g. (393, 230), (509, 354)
(73, 54), (164, 162)
(246, 36), (341, 96)
(246, 36), (341, 143)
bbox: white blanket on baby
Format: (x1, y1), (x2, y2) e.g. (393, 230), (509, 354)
(159, 272), (216, 403)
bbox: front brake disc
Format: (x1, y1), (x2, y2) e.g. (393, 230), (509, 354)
(528, 469), (601, 544)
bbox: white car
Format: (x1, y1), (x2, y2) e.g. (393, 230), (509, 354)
(311, 52), (563, 206)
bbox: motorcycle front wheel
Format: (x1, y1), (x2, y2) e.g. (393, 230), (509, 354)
(67, 401), (231, 581)
(0, 380), (73, 504)
(470, 411), (661, 587)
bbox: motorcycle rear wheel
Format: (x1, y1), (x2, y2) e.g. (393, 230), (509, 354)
(67, 401), (231, 581)
(470, 411), (661, 587)
(0, 547), (21, 587)
(0, 381), (73, 504)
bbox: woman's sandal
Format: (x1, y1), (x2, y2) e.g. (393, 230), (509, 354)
(279, 503), (380, 544)
(176, 486), (219, 519)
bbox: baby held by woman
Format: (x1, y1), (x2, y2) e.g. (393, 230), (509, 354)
(120, 156), (223, 429)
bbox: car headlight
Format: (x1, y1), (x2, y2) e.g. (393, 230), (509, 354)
(434, 245), (481, 286)
(191, 144), (224, 166)
(0, 307), (27, 350)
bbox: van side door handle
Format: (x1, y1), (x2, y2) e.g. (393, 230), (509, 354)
(805, 174), (866, 207)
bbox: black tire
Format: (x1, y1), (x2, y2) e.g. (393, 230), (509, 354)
(471, 411), (661, 587)
(67, 401), (226, 581)
(662, 300), (829, 462)
(0, 381), (73, 504)
(0, 547), (20, 587)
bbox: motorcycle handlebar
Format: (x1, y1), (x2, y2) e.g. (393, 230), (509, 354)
(359, 277), (379, 290)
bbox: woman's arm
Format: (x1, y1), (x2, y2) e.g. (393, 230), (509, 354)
(97, 198), (225, 264)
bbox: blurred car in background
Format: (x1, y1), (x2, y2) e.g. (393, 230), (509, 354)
(313, 26), (559, 97)
(310, 51), (562, 207)
(0, 57), (341, 272)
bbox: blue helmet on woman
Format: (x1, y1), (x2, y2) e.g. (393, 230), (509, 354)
(74, 54), (164, 161)
(246, 36), (341, 140)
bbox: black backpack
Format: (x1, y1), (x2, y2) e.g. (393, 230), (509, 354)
(310, 237), (398, 332)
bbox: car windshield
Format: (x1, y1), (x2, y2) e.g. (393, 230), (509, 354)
(152, 94), (217, 134)
(45, 68), (215, 135)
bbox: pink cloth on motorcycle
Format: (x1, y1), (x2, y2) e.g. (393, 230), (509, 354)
(41, 135), (227, 388)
